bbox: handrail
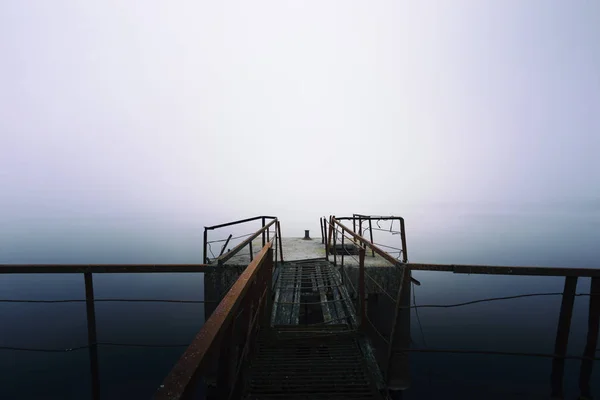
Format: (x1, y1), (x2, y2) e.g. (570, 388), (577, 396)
(330, 218), (406, 267)
(155, 242), (274, 400)
(205, 216), (277, 230)
(216, 219), (277, 265)
(408, 263), (600, 278)
(0, 264), (211, 274)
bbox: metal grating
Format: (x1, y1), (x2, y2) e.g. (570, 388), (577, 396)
(271, 259), (356, 327)
(243, 326), (384, 399)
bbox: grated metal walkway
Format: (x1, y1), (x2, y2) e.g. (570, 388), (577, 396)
(271, 259), (356, 327)
(242, 259), (385, 399)
(243, 326), (384, 400)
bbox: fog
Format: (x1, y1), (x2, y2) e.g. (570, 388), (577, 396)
(1, 1), (599, 264)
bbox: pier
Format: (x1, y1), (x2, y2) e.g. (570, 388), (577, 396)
(1, 214), (599, 399)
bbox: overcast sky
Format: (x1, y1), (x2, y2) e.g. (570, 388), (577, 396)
(1, 1), (599, 257)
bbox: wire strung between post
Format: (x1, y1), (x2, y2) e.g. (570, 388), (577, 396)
(0, 298), (213, 304)
(0, 342), (190, 353)
(206, 232), (255, 244)
(398, 292), (593, 309)
(363, 313), (390, 345)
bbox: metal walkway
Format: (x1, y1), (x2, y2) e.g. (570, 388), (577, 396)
(243, 325), (384, 399)
(244, 258), (384, 399)
(271, 259), (356, 327)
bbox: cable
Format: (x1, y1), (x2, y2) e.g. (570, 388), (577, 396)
(363, 314), (390, 345)
(412, 281), (428, 348)
(206, 232), (254, 244)
(372, 242), (403, 252)
(0, 298), (212, 304)
(398, 292), (592, 309)
(0, 342), (189, 353)
(392, 347), (600, 361)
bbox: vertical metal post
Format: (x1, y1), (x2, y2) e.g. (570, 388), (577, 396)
(277, 221), (284, 263)
(262, 217), (266, 247)
(219, 234), (233, 257)
(368, 219), (375, 257)
(327, 217), (334, 262)
(359, 247), (366, 330)
(264, 247), (274, 324)
(249, 241), (254, 261)
(333, 223), (337, 266)
(353, 214), (357, 233)
(399, 219), (408, 263)
(320, 218), (324, 244)
(358, 217), (363, 239)
(84, 272), (100, 400)
(341, 234), (345, 268)
(386, 266), (412, 386)
(579, 277), (600, 399)
(551, 276), (578, 398)
(203, 228), (208, 264)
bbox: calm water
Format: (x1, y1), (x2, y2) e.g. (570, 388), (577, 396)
(1, 210), (598, 399)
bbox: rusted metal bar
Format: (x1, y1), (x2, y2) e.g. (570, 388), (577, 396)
(84, 272), (100, 400)
(0, 264), (212, 274)
(386, 266), (411, 384)
(333, 221), (337, 266)
(358, 217), (363, 239)
(277, 220), (284, 263)
(359, 247), (366, 330)
(217, 219), (276, 265)
(324, 218), (330, 261)
(249, 241), (254, 262)
(368, 219), (375, 257)
(205, 216), (277, 230)
(333, 218), (404, 268)
(399, 218), (408, 263)
(579, 277), (600, 399)
(551, 276), (578, 398)
(219, 234), (233, 257)
(264, 249), (274, 324)
(155, 243), (273, 400)
(407, 263), (600, 277)
(341, 234), (345, 267)
(262, 217), (266, 247)
(203, 228), (208, 264)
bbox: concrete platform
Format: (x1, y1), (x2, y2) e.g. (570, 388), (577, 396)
(222, 237), (397, 268)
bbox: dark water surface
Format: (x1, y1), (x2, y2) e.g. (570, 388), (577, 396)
(1, 211), (598, 399)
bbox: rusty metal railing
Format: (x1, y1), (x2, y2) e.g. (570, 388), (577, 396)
(328, 215), (600, 397)
(155, 241), (274, 400)
(325, 217), (411, 378)
(332, 214), (408, 263)
(203, 216), (283, 265)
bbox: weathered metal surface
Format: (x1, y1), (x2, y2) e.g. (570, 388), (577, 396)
(217, 219), (276, 265)
(277, 221), (284, 263)
(333, 218), (405, 268)
(272, 259), (355, 328)
(84, 272), (100, 400)
(155, 243), (273, 400)
(0, 264), (212, 274)
(205, 216), (277, 230)
(359, 248), (366, 330)
(408, 263), (600, 277)
(243, 327), (384, 399)
(579, 277), (600, 398)
(551, 276), (578, 398)
(219, 234), (233, 257)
